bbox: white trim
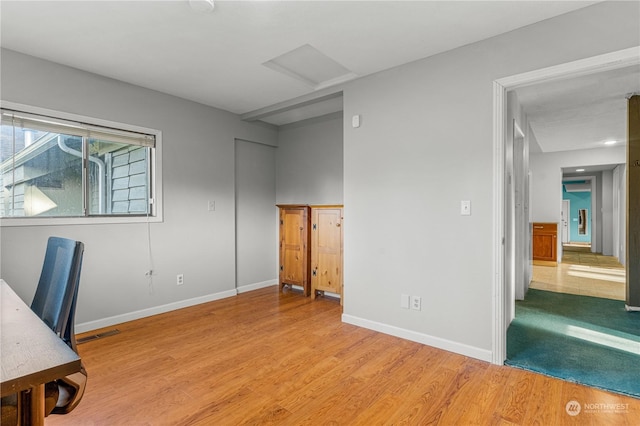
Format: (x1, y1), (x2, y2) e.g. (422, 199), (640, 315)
(492, 46), (640, 366)
(237, 279), (277, 294)
(75, 289), (237, 333)
(492, 80), (507, 364)
(625, 305), (640, 312)
(0, 100), (163, 226)
(562, 199), (571, 244)
(513, 120), (525, 140)
(496, 46), (640, 89)
(0, 215), (163, 227)
(342, 314), (492, 363)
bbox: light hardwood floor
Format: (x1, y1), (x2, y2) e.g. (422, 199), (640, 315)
(530, 249), (626, 301)
(47, 286), (639, 425)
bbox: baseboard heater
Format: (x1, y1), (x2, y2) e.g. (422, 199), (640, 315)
(77, 329), (120, 344)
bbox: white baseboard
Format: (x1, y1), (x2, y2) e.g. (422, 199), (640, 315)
(76, 289), (238, 333)
(341, 314), (493, 363)
(76, 280), (280, 334)
(237, 279), (277, 294)
(625, 305), (640, 312)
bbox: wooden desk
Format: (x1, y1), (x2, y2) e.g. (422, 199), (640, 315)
(1, 279), (81, 425)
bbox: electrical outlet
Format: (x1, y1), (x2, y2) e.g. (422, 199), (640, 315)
(177, 274), (184, 286)
(411, 295), (421, 311)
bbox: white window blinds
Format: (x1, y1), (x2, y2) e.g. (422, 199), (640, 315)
(1, 109), (155, 147)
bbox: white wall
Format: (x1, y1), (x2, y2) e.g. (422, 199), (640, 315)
(602, 170), (614, 256)
(531, 148), (625, 221)
(613, 164), (627, 265)
(0, 49), (278, 331)
(341, 1), (639, 361)
(505, 90), (531, 303)
(276, 113), (344, 205)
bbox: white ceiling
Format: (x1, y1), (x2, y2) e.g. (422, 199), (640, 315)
(0, 0), (602, 126)
(514, 64), (640, 154)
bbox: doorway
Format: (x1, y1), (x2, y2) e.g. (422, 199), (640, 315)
(493, 49), (640, 397)
(492, 46), (640, 364)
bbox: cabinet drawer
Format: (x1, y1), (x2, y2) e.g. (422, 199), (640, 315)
(532, 223), (557, 233)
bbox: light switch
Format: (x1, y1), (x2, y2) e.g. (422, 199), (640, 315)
(400, 294), (410, 309)
(461, 200), (471, 216)
(208, 200), (216, 211)
(352, 114), (361, 128)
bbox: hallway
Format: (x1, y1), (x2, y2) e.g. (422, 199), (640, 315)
(508, 247), (638, 399)
(529, 247), (625, 301)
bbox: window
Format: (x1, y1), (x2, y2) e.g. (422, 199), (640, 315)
(0, 107), (159, 220)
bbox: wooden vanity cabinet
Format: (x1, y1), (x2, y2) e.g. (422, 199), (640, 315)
(310, 206), (343, 305)
(277, 205), (311, 296)
(532, 222), (557, 266)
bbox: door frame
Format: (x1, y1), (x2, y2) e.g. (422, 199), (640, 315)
(491, 46), (640, 364)
(562, 175), (597, 250)
(562, 199), (570, 243)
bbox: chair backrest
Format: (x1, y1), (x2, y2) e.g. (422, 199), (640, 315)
(30, 237), (84, 343)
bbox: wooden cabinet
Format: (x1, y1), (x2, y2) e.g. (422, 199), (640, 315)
(310, 206), (343, 305)
(277, 205), (311, 296)
(277, 204), (344, 304)
(532, 222), (557, 266)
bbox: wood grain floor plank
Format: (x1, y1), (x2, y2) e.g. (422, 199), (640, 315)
(520, 373), (562, 426)
(43, 286), (639, 425)
(494, 368), (536, 424)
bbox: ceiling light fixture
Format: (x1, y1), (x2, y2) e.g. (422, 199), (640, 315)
(576, 169), (585, 172)
(189, 0), (214, 13)
(604, 140), (617, 145)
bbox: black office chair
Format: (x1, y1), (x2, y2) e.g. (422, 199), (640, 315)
(1, 236), (87, 423)
(31, 237), (84, 341)
(31, 237), (87, 416)
(31, 236), (87, 415)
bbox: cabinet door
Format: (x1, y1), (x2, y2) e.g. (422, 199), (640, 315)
(532, 233), (556, 261)
(532, 223), (557, 262)
(279, 207), (310, 295)
(311, 207), (343, 303)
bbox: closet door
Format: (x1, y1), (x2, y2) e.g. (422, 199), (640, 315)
(311, 206), (343, 304)
(278, 205), (311, 296)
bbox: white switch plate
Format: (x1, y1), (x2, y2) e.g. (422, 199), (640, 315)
(401, 294), (410, 309)
(461, 200), (471, 216)
(208, 200), (216, 211)
(352, 114), (361, 128)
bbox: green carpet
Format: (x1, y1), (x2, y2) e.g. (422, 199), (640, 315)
(506, 289), (640, 398)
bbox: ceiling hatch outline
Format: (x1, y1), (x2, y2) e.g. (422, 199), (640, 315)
(263, 44), (357, 90)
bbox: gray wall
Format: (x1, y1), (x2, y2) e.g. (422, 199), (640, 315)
(531, 148), (625, 258)
(276, 113), (344, 205)
(235, 139), (278, 291)
(341, 1), (639, 360)
(0, 49), (278, 331)
(1, 1), (637, 362)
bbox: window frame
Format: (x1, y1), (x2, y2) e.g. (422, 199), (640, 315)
(0, 101), (163, 226)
